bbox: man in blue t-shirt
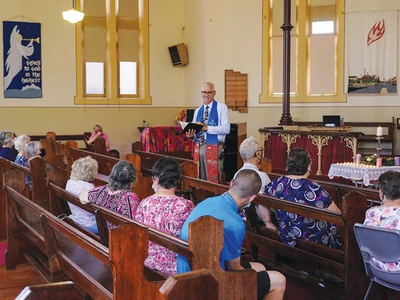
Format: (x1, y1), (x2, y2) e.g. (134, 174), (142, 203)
(177, 169), (286, 300)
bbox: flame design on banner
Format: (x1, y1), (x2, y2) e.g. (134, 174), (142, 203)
(367, 19), (385, 46)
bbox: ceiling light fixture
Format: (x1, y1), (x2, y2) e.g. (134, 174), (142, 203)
(62, 0), (84, 24)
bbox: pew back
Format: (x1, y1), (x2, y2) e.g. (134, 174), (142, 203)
(47, 181), (257, 300)
(7, 184), (219, 300)
(180, 175), (370, 300)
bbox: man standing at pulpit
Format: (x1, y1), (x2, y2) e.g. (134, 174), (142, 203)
(186, 82), (230, 183)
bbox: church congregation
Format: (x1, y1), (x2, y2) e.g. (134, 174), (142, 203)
(1, 0), (400, 299)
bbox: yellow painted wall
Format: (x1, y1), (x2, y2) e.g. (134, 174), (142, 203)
(0, 0), (400, 157)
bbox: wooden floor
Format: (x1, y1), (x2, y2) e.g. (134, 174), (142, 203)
(0, 263), (48, 299)
(1, 245), (399, 299)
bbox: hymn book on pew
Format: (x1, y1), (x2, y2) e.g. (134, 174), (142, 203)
(179, 121), (204, 134)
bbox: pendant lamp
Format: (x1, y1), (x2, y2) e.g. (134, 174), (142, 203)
(62, 0), (84, 23)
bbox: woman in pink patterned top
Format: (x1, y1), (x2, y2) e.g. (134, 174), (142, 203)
(80, 160), (140, 226)
(87, 124), (111, 152)
(364, 170), (400, 272)
(134, 157), (195, 276)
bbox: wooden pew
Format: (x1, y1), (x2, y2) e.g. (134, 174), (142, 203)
(6, 184), (219, 300)
(267, 172), (381, 210)
(180, 175), (370, 300)
(63, 145), (147, 198)
(65, 145), (197, 199)
(15, 282), (86, 300)
(0, 156), (49, 240)
(30, 132), (89, 149)
(247, 191), (369, 300)
(46, 181), (257, 299)
(39, 133), (66, 169)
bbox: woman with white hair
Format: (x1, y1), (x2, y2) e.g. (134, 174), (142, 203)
(14, 134), (31, 168)
(0, 130), (18, 161)
(24, 141), (42, 187)
(66, 156), (99, 233)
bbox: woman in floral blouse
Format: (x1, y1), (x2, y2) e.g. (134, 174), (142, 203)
(134, 157), (195, 276)
(80, 160), (140, 225)
(364, 170), (400, 272)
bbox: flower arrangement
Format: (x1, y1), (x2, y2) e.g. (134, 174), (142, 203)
(174, 109), (187, 125)
(361, 154), (394, 166)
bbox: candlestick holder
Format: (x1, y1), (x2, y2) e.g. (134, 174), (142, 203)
(376, 135), (384, 157)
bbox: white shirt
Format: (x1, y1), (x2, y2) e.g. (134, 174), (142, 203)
(234, 163), (271, 193)
(192, 100), (230, 142)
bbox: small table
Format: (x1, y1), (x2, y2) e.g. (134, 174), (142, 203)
(328, 163), (400, 187)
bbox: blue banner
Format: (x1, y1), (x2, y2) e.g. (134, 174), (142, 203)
(3, 21), (42, 98)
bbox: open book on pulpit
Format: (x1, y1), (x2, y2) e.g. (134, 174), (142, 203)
(179, 121), (204, 134)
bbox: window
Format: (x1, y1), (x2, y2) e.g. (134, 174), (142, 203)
(74, 0), (151, 105)
(260, 0), (345, 103)
(312, 21), (334, 34)
(86, 62), (104, 95)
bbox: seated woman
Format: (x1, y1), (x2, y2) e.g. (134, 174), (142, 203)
(79, 160), (139, 225)
(25, 141), (43, 187)
(65, 156), (99, 234)
(86, 124), (119, 158)
(87, 124), (111, 151)
(364, 170), (400, 272)
(0, 130), (18, 161)
(264, 147), (342, 248)
(14, 134), (31, 167)
(134, 157), (195, 276)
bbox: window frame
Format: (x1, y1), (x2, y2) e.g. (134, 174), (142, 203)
(74, 0), (151, 105)
(260, 0), (345, 103)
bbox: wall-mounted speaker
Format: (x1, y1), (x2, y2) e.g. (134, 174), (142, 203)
(168, 43), (189, 66)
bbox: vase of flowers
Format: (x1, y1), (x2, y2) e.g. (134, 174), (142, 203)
(174, 109), (187, 125)
(361, 154), (394, 166)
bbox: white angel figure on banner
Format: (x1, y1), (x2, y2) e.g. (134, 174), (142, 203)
(4, 25), (35, 91)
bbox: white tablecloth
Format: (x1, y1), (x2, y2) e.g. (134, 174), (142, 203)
(328, 163), (400, 186)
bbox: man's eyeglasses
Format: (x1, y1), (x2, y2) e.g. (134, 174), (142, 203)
(201, 91), (215, 95)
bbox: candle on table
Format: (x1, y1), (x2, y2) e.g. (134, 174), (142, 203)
(356, 154), (361, 164)
(376, 157), (382, 167)
(377, 126), (383, 136)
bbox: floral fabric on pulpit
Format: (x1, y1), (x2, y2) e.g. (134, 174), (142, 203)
(140, 126), (193, 153)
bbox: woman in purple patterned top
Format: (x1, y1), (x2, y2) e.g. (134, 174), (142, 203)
(80, 160), (140, 226)
(264, 148), (342, 248)
(364, 170), (400, 272)
(134, 157), (195, 276)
